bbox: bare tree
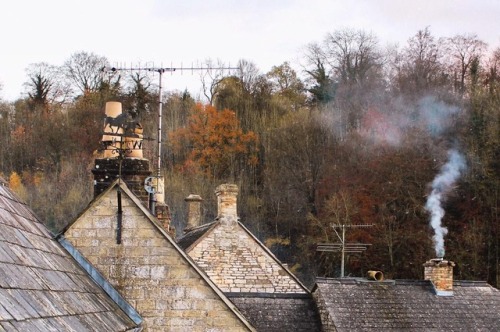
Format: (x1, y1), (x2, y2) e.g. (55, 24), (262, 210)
(236, 59), (261, 94)
(323, 28), (382, 86)
(302, 42), (334, 104)
(63, 51), (114, 95)
(302, 29), (383, 110)
(199, 58), (234, 105)
(486, 47), (500, 95)
(445, 33), (487, 96)
(394, 27), (446, 94)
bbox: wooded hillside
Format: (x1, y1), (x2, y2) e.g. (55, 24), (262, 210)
(1, 27), (498, 288)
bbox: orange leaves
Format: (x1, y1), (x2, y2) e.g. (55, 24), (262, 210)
(170, 103), (259, 178)
(8, 172), (28, 201)
(11, 125), (27, 141)
(9, 172), (22, 191)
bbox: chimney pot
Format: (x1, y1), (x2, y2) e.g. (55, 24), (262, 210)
(366, 270), (384, 281)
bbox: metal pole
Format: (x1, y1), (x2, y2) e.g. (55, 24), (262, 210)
(340, 224), (345, 278)
(157, 69), (163, 179)
(101, 64), (237, 195)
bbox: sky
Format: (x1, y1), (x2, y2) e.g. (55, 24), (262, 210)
(0, 0), (499, 102)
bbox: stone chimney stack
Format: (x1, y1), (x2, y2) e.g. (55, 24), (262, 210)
(184, 194), (203, 231)
(215, 184), (238, 225)
(423, 258), (455, 296)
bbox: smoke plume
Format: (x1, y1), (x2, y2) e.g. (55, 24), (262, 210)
(425, 149), (466, 258)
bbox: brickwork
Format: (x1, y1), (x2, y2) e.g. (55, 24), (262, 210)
(64, 184), (252, 332)
(423, 259), (455, 294)
(188, 220), (307, 294)
(92, 158), (151, 201)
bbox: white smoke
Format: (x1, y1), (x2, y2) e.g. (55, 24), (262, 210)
(425, 149), (466, 258)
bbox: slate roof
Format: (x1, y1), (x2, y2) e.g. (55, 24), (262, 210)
(176, 221), (217, 250)
(227, 293), (321, 332)
(0, 180), (139, 331)
(313, 277), (500, 332)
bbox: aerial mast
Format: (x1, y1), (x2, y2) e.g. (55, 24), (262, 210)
(316, 223), (373, 277)
(102, 63), (237, 200)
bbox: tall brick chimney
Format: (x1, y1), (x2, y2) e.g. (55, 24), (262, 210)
(185, 194), (203, 231)
(423, 258), (455, 296)
(215, 184), (238, 225)
(92, 101), (151, 201)
(91, 101), (173, 234)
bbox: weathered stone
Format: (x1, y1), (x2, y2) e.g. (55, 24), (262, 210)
(179, 184), (307, 295)
(186, 221), (307, 293)
(63, 183), (253, 331)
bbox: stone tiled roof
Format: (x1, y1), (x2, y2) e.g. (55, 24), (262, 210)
(313, 277), (500, 331)
(178, 219), (310, 294)
(227, 293), (321, 332)
(0, 181), (139, 331)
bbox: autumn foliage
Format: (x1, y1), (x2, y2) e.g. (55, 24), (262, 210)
(1, 29), (499, 289)
(169, 103), (259, 179)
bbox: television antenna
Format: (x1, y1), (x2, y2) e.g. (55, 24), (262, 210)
(316, 223), (373, 277)
(102, 63), (238, 187)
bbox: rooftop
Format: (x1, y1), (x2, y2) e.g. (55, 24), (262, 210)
(0, 180), (138, 331)
(176, 221), (217, 250)
(313, 277), (500, 331)
(226, 293), (321, 332)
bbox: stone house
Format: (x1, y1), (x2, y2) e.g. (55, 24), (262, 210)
(177, 184), (322, 331)
(57, 101), (254, 331)
(178, 184), (308, 294)
(59, 179), (254, 332)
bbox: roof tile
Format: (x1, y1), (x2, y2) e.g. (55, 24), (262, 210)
(314, 278), (500, 331)
(0, 182), (138, 331)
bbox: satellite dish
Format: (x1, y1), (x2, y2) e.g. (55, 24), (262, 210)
(144, 176), (156, 194)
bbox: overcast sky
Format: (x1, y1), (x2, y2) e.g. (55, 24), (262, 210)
(1, 0), (498, 101)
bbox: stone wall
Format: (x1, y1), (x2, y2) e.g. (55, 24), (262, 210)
(64, 185), (252, 332)
(188, 220), (307, 294)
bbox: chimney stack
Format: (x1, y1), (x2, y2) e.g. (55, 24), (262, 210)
(215, 184), (238, 225)
(423, 258), (455, 296)
(92, 101), (151, 201)
(184, 194), (203, 231)
(152, 176), (173, 235)
(91, 101), (173, 235)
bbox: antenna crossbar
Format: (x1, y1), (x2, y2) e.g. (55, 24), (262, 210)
(101, 63), (238, 193)
(331, 224), (374, 228)
(316, 223), (374, 278)
(103, 65), (239, 74)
